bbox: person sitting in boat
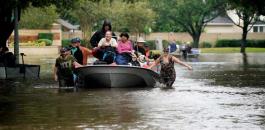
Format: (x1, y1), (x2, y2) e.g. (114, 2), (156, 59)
(70, 38), (84, 65)
(90, 19), (116, 59)
(54, 47), (83, 87)
(70, 37), (92, 65)
(148, 47), (192, 87)
(0, 46), (16, 67)
(128, 53), (140, 67)
(116, 32), (133, 65)
(96, 31), (118, 64)
(138, 54), (150, 68)
(134, 37), (146, 56)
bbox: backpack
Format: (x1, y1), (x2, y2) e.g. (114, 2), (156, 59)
(102, 51), (116, 64)
(102, 46), (116, 64)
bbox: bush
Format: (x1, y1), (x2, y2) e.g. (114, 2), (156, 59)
(62, 39), (88, 48)
(37, 39), (52, 46)
(201, 42), (212, 48)
(38, 33), (53, 41)
(216, 39), (265, 47)
(145, 40), (156, 50)
(145, 40), (175, 50)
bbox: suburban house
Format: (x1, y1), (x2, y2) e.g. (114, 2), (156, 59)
(205, 16), (242, 33)
(56, 19), (79, 32)
(252, 21), (265, 33)
(56, 19), (82, 39)
(205, 12), (265, 33)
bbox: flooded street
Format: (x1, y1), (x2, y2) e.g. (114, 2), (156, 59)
(1, 53), (265, 130)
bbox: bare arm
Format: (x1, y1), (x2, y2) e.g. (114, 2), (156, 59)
(53, 66), (58, 81)
(73, 61), (83, 68)
(84, 47), (92, 55)
(148, 57), (161, 69)
(172, 56), (192, 70)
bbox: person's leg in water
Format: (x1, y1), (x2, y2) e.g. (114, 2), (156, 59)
(161, 77), (175, 88)
(59, 75), (74, 87)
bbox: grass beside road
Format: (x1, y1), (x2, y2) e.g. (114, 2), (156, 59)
(201, 48), (265, 53)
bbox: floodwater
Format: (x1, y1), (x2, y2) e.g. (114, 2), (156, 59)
(1, 53), (265, 130)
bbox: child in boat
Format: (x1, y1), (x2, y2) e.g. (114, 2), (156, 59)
(129, 53), (140, 66)
(148, 47), (192, 87)
(54, 47), (82, 87)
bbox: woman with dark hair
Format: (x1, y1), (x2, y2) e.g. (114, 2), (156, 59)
(90, 19), (116, 48)
(148, 47), (192, 87)
(90, 20), (117, 60)
(116, 32), (133, 65)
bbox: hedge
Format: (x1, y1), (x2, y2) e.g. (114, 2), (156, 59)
(201, 42), (212, 48)
(38, 33), (53, 41)
(37, 39), (52, 46)
(145, 40), (171, 50)
(216, 39), (265, 47)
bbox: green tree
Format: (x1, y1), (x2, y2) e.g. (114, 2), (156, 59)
(226, 0), (261, 53)
(171, 0), (224, 48)
(71, 0), (155, 40)
(148, 0), (184, 32)
(0, 0), (76, 47)
(19, 5), (58, 29)
(118, 1), (155, 36)
(72, 0), (108, 40)
(237, 0), (265, 15)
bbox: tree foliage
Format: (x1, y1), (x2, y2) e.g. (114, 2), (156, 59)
(118, 1), (155, 35)
(152, 0), (224, 48)
(226, 0), (261, 53)
(148, 0), (184, 32)
(235, 0), (265, 15)
(72, 0), (155, 39)
(19, 5), (58, 29)
(72, 0), (108, 39)
(0, 0), (76, 47)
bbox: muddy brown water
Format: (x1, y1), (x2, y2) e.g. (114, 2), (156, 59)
(0, 53), (265, 130)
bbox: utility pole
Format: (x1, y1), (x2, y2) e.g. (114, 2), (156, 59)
(14, 7), (19, 64)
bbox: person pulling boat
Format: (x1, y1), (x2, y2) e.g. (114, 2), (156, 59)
(148, 47), (192, 87)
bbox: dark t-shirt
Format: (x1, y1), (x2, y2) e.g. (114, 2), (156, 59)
(71, 47), (83, 65)
(55, 55), (76, 78)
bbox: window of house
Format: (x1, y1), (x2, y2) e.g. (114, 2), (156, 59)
(260, 26), (264, 32)
(253, 26), (258, 32)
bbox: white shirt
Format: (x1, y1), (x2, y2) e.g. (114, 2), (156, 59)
(98, 38), (117, 48)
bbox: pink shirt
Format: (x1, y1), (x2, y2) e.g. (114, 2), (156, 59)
(117, 40), (133, 54)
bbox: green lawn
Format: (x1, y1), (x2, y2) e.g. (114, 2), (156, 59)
(201, 48), (265, 53)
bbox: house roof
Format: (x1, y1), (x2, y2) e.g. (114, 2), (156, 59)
(57, 19), (79, 30)
(254, 21), (265, 25)
(207, 16), (234, 25)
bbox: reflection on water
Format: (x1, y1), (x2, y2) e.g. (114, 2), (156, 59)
(1, 53), (265, 129)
